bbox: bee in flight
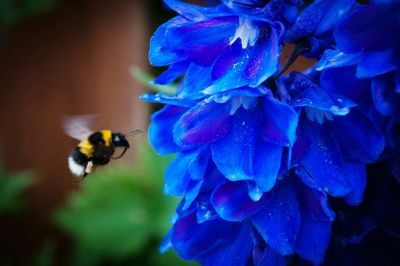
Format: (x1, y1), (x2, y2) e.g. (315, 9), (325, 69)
(63, 115), (142, 180)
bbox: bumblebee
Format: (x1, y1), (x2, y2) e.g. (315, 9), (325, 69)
(64, 115), (141, 179)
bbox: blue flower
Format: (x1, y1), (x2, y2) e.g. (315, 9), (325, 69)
(282, 72), (384, 205)
(143, 1), (397, 265)
(142, 86), (299, 194)
(316, 2), (400, 115)
(161, 169), (335, 265)
(149, 0), (299, 98)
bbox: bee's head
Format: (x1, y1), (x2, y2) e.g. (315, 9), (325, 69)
(112, 133), (130, 148)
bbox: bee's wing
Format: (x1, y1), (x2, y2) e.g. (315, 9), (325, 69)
(63, 115), (96, 140)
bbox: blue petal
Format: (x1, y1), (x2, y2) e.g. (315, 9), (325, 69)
(211, 108), (282, 192)
(199, 224), (253, 266)
(188, 147), (211, 180)
(315, 49), (360, 71)
(357, 49), (397, 78)
(203, 28), (279, 94)
(174, 99), (231, 146)
(211, 181), (267, 221)
(164, 0), (232, 21)
(287, 0), (355, 41)
(251, 179), (300, 255)
(396, 70), (400, 93)
(312, 0), (355, 36)
(331, 110), (385, 163)
(252, 139), (282, 192)
(154, 60), (190, 85)
(319, 66), (371, 103)
(294, 183), (333, 265)
(164, 0), (213, 21)
(289, 72), (356, 116)
(167, 16), (237, 66)
(335, 3), (400, 53)
(164, 149), (198, 196)
(160, 230), (173, 253)
(371, 72), (400, 115)
(140, 93), (196, 107)
(149, 16), (188, 66)
(180, 64), (214, 98)
(294, 119), (351, 197)
(388, 154), (400, 184)
(196, 192), (220, 223)
(149, 105), (187, 155)
(262, 96), (298, 147)
(183, 178), (203, 210)
(343, 161), (367, 206)
(171, 212), (240, 259)
(256, 248), (288, 266)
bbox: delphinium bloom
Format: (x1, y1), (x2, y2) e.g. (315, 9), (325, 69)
(149, 0), (304, 98)
(143, 0), (396, 265)
(315, 0), (400, 182)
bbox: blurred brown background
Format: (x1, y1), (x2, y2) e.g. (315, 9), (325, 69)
(0, 0), (157, 263)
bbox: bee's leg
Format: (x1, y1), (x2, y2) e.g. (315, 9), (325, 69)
(85, 161), (95, 174)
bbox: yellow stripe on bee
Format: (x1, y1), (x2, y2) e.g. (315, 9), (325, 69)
(78, 139), (94, 156)
(101, 130), (112, 146)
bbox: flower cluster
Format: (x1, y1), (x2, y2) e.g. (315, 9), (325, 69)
(143, 0), (399, 265)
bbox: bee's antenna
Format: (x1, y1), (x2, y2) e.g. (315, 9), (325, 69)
(125, 129), (143, 137)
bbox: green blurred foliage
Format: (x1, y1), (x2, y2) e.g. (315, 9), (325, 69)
(0, 165), (34, 214)
(0, 0), (57, 29)
(131, 67), (177, 95)
(55, 144), (198, 266)
(33, 241), (54, 266)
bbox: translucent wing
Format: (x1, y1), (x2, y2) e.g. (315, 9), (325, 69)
(63, 115), (96, 140)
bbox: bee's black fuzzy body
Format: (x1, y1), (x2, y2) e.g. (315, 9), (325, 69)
(68, 130), (129, 177)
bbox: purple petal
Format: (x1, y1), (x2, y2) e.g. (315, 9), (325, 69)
(211, 181), (267, 221)
(204, 28), (279, 94)
(174, 99), (231, 146)
(167, 16), (237, 66)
